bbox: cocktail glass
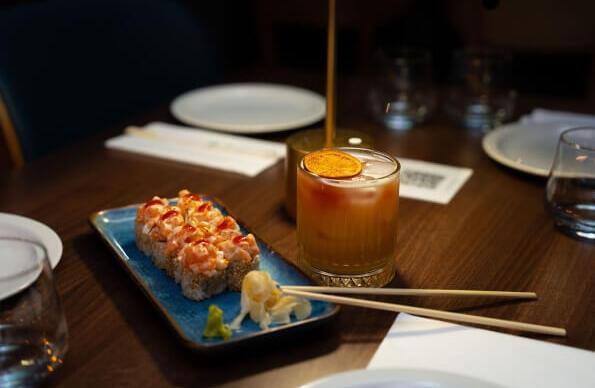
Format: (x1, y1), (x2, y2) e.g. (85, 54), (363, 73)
(297, 147), (400, 287)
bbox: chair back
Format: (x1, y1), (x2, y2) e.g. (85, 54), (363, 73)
(0, 0), (220, 164)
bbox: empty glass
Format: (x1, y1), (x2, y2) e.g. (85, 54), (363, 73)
(546, 127), (595, 240)
(0, 237), (68, 386)
(368, 48), (436, 130)
(445, 48), (516, 132)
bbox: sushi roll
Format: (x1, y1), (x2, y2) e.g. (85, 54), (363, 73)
(135, 191), (261, 301)
(177, 240), (228, 301)
(217, 233), (261, 291)
(135, 197), (169, 255)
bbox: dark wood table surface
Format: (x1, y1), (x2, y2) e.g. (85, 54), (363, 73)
(1, 76), (594, 387)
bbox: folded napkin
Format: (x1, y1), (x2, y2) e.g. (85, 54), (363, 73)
(368, 313), (594, 388)
(520, 108), (595, 126)
(105, 122), (286, 177)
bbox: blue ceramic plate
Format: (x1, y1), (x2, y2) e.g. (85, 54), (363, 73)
(89, 197), (339, 350)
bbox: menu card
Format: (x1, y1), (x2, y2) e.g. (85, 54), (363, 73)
(397, 158), (473, 204)
(368, 313), (595, 388)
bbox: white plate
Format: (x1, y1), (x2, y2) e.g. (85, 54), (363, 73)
(170, 83), (326, 133)
(0, 239), (45, 300)
(482, 122), (574, 177)
(301, 369), (503, 388)
(0, 213), (62, 268)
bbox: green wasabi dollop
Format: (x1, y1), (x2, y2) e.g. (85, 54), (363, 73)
(203, 304), (232, 340)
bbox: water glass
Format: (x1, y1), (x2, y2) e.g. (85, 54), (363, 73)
(546, 127), (595, 240)
(445, 48), (516, 131)
(0, 237), (68, 386)
(368, 49), (436, 130)
(297, 148), (400, 287)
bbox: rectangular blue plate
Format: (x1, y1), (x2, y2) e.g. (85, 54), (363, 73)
(89, 196), (339, 350)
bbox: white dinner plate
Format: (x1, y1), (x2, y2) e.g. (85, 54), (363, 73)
(301, 368), (503, 388)
(0, 213), (62, 268)
(170, 83), (326, 133)
(0, 239), (45, 300)
(482, 122), (574, 177)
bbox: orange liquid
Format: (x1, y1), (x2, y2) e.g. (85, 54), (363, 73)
(297, 151), (399, 277)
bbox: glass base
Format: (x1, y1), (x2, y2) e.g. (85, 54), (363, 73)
(551, 203), (595, 241)
(555, 221), (595, 241)
(300, 260), (396, 287)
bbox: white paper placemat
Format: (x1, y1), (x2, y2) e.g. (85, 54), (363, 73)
(368, 313), (595, 388)
(398, 158), (473, 204)
(105, 122), (285, 177)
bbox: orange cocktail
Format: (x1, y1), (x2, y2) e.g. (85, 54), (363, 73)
(297, 147), (400, 287)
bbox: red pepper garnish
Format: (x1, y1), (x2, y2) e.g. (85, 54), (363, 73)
(233, 235), (246, 244)
(182, 224), (196, 233)
(143, 199), (164, 208)
(184, 193), (201, 201)
(160, 210), (179, 221)
(216, 217), (235, 231)
(197, 202), (211, 212)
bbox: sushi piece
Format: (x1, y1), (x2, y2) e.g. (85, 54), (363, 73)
(177, 189), (203, 221)
(135, 197), (169, 255)
(149, 206), (185, 270)
(213, 216), (241, 241)
(217, 233), (260, 291)
(186, 201), (222, 227)
(162, 224), (206, 278)
(177, 240), (228, 301)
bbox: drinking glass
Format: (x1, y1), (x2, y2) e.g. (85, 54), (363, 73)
(285, 128), (373, 220)
(297, 148), (400, 287)
(445, 48), (516, 132)
(546, 127), (595, 240)
(0, 238), (68, 386)
(368, 48), (436, 130)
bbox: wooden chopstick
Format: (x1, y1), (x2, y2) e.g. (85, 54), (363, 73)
(282, 285), (537, 299)
(282, 289), (566, 337)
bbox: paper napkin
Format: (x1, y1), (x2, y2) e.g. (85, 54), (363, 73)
(397, 158), (473, 204)
(105, 122), (285, 177)
(520, 108), (595, 126)
(368, 313), (595, 388)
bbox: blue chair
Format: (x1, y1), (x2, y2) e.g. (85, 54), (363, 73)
(0, 0), (220, 166)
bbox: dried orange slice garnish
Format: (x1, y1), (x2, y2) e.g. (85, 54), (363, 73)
(303, 149), (362, 178)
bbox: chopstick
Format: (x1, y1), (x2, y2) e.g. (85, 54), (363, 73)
(281, 289), (566, 337)
(282, 286), (537, 299)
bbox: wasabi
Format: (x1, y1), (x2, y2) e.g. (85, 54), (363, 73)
(203, 304), (232, 340)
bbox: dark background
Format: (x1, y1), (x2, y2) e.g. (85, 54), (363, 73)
(185, 0), (595, 98)
(1, 0), (594, 170)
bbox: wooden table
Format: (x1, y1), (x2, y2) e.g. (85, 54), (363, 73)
(1, 79), (593, 387)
